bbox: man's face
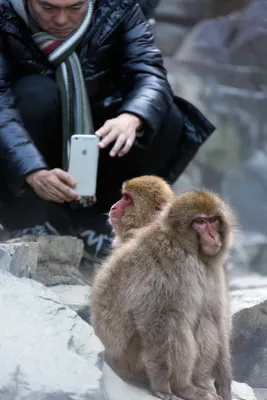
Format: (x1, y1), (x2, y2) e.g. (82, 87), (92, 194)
(30, 0), (88, 37)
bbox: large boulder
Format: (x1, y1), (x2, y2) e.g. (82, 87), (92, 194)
(153, 22), (188, 56)
(51, 284), (91, 323)
(153, 0), (253, 57)
(165, 57), (267, 235)
(231, 288), (267, 315)
(0, 270), (104, 400)
(222, 152), (267, 236)
(228, 230), (267, 275)
(254, 388), (267, 400)
(0, 242), (38, 278)
(175, 1), (267, 67)
(155, 0), (252, 25)
(8, 235), (88, 286)
(230, 274), (267, 291)
(231, 289), (267, 388)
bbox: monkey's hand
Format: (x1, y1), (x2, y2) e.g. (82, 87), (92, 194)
(153, 391), (184, 400)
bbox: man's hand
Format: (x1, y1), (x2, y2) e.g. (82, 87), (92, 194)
(26, 169), (81, 203)
(95, 113), (144, 157)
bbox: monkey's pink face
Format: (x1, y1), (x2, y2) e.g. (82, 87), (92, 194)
(109, 192), (133, 228)
(192, 215), (222, 256)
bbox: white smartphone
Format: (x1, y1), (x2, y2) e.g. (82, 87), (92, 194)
(68, 134), (100, 197)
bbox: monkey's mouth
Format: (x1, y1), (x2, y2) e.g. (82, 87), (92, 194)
(202, 244), (221, 256)
(109, 216), (119, 227)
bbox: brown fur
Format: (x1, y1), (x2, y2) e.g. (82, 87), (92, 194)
(91, 190), (236, 400)
(110, 175), (174, 246)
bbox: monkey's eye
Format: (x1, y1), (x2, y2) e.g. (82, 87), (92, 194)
(122, 193), (132, 205)
(195, 219), (205, 225)
(209, 216), (219, 223)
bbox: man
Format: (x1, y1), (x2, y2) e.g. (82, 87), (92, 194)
(0, 0), (214, 260)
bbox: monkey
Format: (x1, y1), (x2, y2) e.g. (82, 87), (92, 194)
(108, 175), (174, 247)
(91, 190), (236, 400)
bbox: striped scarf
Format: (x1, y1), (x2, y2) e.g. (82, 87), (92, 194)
(9, 0), (95, 170)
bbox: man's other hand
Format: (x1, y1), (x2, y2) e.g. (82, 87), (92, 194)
(26, 169), (81, 203)
(95, 113), (144, 157)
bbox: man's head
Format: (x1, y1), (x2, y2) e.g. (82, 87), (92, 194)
(30, 0), (88, 37)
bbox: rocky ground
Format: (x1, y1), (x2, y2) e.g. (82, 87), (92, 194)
(0, 235), (267, 399)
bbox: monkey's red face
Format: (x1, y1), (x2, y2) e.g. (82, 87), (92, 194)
(192, 215), (222, 256)
(109, 192), (133, 228)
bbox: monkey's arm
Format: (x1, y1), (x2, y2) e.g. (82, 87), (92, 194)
(131, 283), (173, 395)
(213, 275), (232, 400)
(214, 320), (232, 400)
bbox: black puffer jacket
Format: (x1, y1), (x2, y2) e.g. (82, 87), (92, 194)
(0, 0), (214, 195)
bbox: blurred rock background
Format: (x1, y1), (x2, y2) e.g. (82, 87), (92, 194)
(152, 0), (267, 277)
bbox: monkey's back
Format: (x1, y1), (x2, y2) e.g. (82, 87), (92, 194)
(91, 222), (207, 351)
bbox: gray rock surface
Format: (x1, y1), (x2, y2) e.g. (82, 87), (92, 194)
(162, 1), (267, 275)
(8, 235), (87, 286)
(229, 231), (267, 275)
(232, 293), (267, 388)
(222, 152), (267, 237)
(51, 284), (91, 323)
(231, 382), (258, 400)
(0, 242), (38, 278)
(175, 1), (267, 67)
(254, 388), (267, 400)
(153, 22), (188, 56)
(230, 275), (267, 292)
(231, 288), (267, 315)
(155, 0), (251, 25)
(0, 270), (105, 400)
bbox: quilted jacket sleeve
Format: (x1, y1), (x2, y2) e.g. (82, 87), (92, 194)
(0, 37), (47, 195)
(117, 3), (173, 145)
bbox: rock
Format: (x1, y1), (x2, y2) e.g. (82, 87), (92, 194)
(79, 257), (98, 285)
(153, 22), (188, 56)
(175, 1), (267, 68)
(222, 152), (267, 236)
(155, 0), (251, 25)
(166, 55), (267, 233)
(228, 230), (267, 275)
(0, 224), (9, 242)
(8, 235), (87, 286)
(166, 60), (267, 169)
(103, 362), (256, 400)
(230, 275), (267, 292)
(172, 163), (202, 192)
(103, 362), (155, 400)
(0, 270), (104, 399)
(51, 285), (91, 323)
(0, 242), (38, 278)
(231, 381), (257, 400)
(254, 388), (267, 400)
(231, 288), (267, 314)
(232, 295), (267, 388)
(166, 57), (267, 96)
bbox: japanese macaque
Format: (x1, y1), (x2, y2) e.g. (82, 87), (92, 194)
(108, 175), (174, 247)
(91, 190), (236, 400)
